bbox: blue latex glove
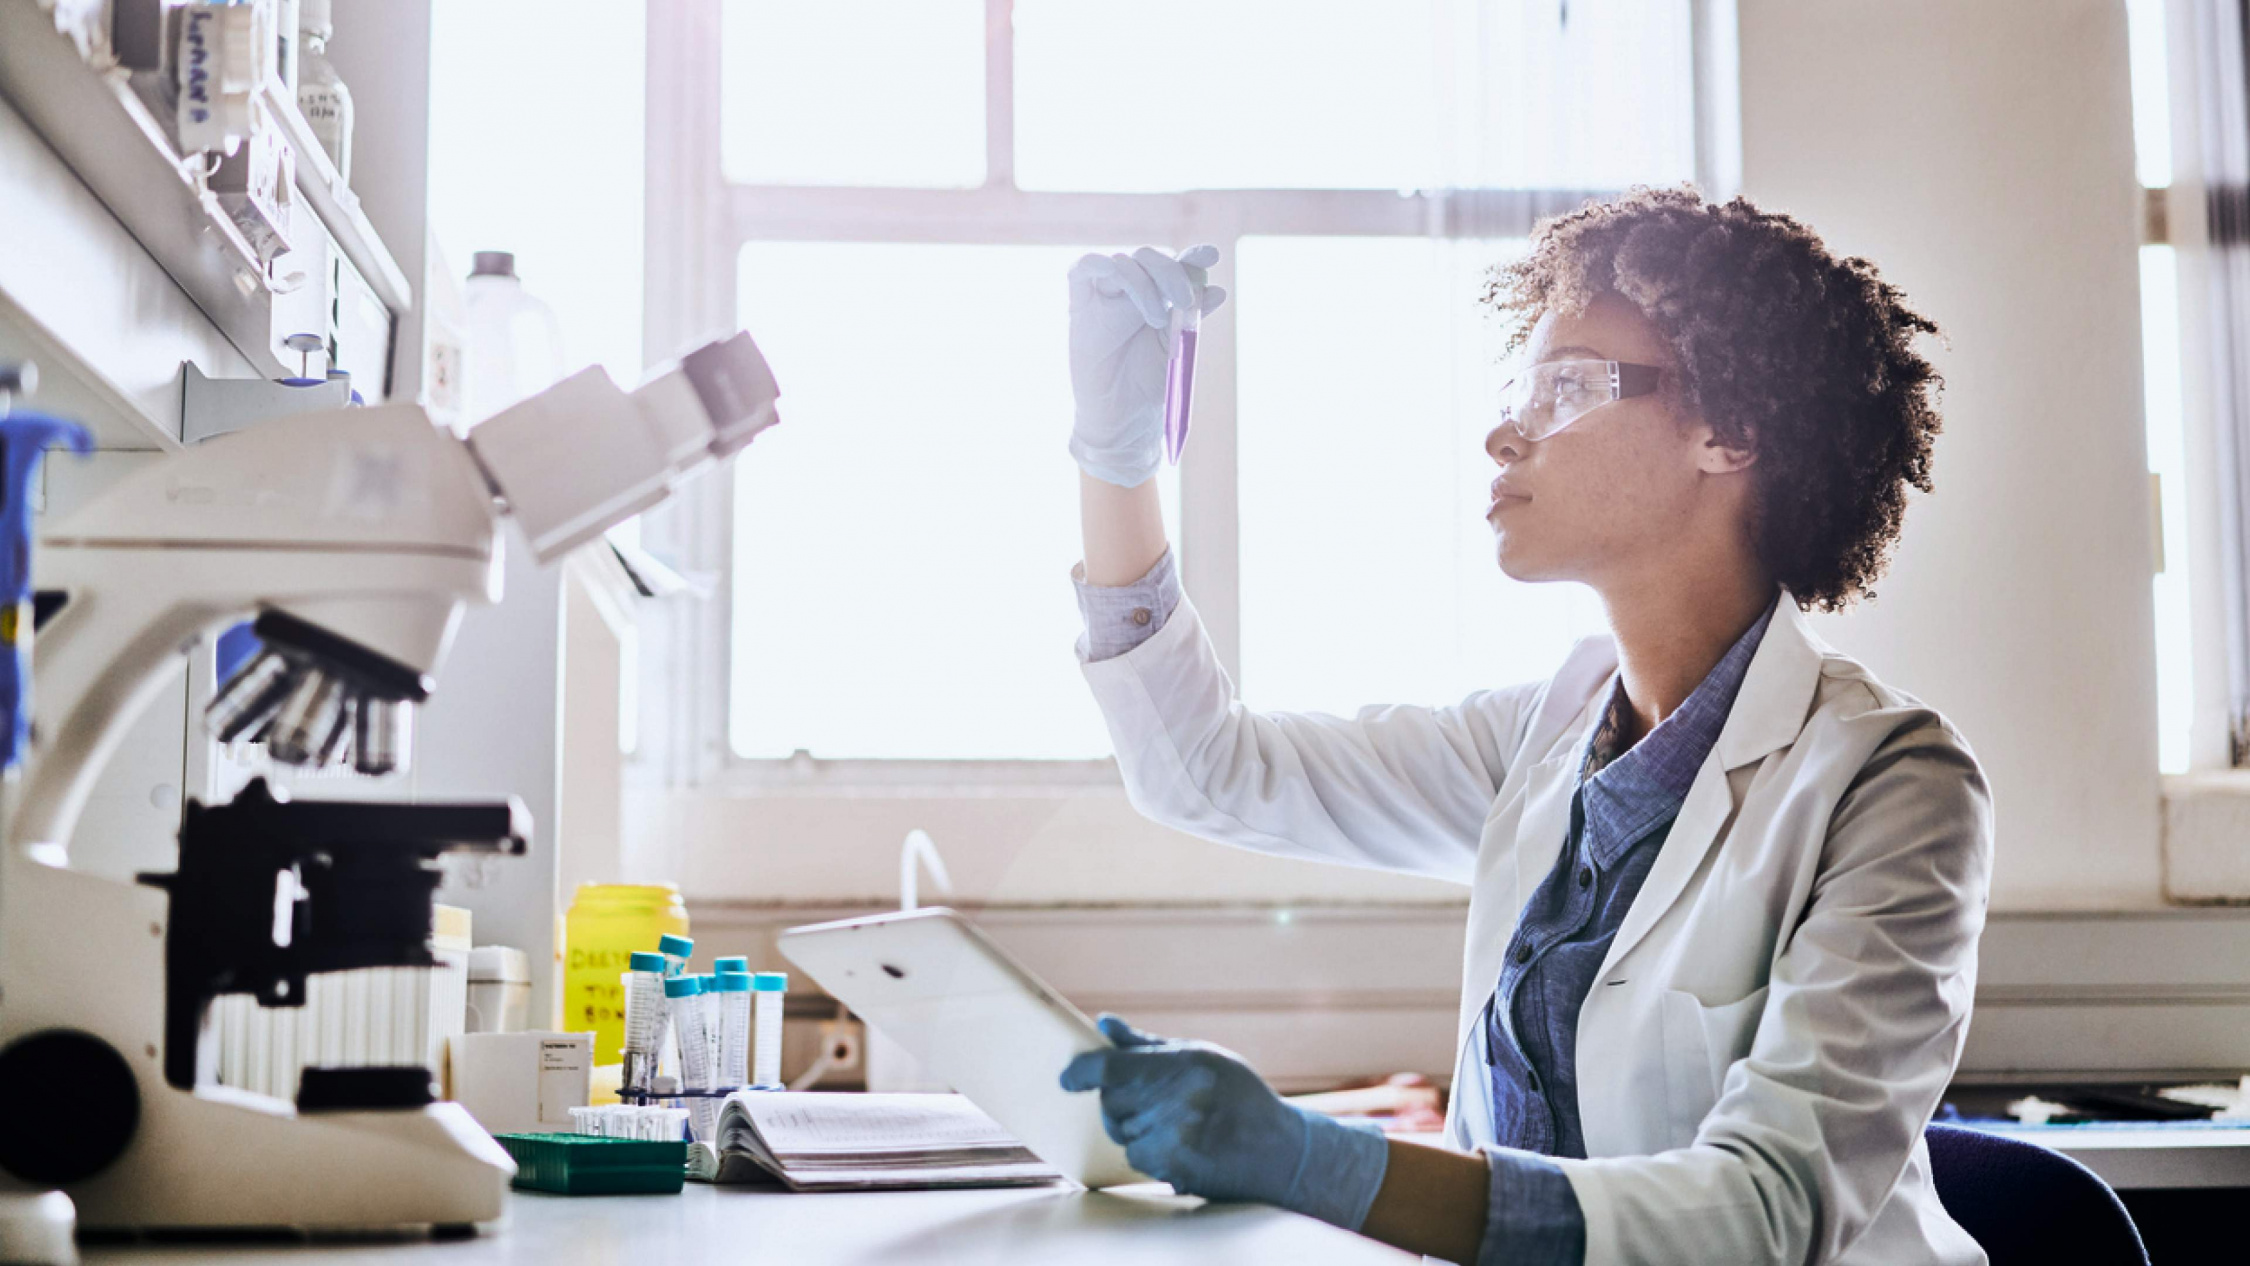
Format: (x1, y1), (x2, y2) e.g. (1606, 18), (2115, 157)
(1060, 1014), (1389, 1230)
(1067, 246), (1228, 487)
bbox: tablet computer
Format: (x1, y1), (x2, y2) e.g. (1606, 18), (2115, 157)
(777, 907), (1144, 1189)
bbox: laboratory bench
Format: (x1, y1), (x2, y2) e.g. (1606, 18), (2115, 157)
(78, 1182), (1416, 1265)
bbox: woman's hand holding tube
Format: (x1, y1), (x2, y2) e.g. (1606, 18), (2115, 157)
(1060, 1014), (1390, 1231)
(1067, 246), (1226, 488)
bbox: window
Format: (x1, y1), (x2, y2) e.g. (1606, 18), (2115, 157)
(644, 1), (1698, 771)
(2124, 0), (2191, 772)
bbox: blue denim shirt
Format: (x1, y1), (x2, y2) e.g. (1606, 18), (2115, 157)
(1073, 552), (1775, 1264)
(1474, 600), (1772, 1263)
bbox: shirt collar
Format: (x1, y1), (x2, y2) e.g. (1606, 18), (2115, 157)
(1574, 597), (1778, 866)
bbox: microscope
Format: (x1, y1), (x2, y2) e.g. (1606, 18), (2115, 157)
(0, 334), (777, 1238)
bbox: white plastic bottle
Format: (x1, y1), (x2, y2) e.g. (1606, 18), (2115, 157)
(461, 251), (567, 424)
(296, 0), (353, 180)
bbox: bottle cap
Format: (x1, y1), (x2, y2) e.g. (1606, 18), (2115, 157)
(713, 972), (751, 992)
(752, 972), (789, 993)
(628, 951), (666, 974)
(658, 934), (694, 959)
(662, 974), (704, 998)
(470, 250), (517, 279)
(714, 956), (750, 974)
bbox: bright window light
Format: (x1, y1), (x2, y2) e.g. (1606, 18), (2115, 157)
(721, 0), (986, 188)
(1014, 0), (1693, 192)
(730, 244), (1179, 760)
(1235, 236), (1607, 716)
(2123, 0), (2173, 188)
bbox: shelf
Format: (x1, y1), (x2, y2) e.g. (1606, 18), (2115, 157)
(0, 0), (412, 383)
(263, 82), (412, 311)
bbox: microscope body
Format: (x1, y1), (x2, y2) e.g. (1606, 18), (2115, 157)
(0, 333), (778, 1232)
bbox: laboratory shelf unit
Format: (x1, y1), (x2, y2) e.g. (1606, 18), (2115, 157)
(0, 0), (410, 392)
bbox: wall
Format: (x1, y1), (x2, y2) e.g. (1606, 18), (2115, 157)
(1735, 0), (2166, 910)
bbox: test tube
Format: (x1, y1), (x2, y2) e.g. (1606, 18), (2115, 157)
(658, 933), (694, 978)
(664, 974), (716, 1141)
(1162, 304), (1200, 464)
(714, 971), (751, 1089)
(752, 972), (787, 1088)
(621, 950), (670, 1092)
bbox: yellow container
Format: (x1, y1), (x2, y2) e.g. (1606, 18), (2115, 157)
(562, 883), (689, 1066)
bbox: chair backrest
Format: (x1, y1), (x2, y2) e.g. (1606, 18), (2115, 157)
(1924, 1122), (2149, 1266)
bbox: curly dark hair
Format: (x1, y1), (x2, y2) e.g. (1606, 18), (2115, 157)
(1483, 184), (1944, 611)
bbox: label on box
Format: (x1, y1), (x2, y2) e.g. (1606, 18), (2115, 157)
(537, 1037), (590, 1127)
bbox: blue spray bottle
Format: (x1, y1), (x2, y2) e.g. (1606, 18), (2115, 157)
(0, 364), (93, 770)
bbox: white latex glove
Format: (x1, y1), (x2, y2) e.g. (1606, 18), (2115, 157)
(1068, 245), (1228, 487)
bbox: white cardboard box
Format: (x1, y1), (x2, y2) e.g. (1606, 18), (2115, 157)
(450, 1031), (593, 1135)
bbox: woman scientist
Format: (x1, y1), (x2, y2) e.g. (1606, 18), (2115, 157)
(1057, 186), (1990, 1266)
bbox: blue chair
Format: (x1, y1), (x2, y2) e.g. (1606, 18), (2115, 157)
(1924, 1121), (2149, 1266)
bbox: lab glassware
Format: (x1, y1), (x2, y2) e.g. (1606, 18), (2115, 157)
(621, 951), (670, 1092)
(753, 972), (788, 1088)
(715, 971), (752, 1089)
(1163, 305), (1199, 464)
(659, 933), (694, 978)
(665, 975), (719, 1141)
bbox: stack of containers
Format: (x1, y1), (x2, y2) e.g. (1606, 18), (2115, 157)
(613, 931), (792, 1143)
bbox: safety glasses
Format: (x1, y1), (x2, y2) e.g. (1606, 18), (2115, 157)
(1494, 359), (1664, 441)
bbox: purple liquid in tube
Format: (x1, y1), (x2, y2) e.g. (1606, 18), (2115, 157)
(1164, 326), (1199, 464)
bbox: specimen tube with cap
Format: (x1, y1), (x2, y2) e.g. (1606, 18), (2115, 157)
(622, 951), (670, 1092)
(752, 972), (787, 1088)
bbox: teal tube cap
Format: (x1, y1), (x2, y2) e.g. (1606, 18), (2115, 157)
(658, 934), (694, 958)
(662, 974), (704, 998)
(752, 972), (788, 992)
(713, 972), (751, 992)
(628, 951), (666, 973)
(714, 956), (750, 974)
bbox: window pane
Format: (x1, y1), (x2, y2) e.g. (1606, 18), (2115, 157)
(721, 0), (985, 187)
(731, 243), (1179, 760)
(1015, 0), (1693, 192)
(1237, 236), (1606, 716)
(2142, 245), (2190, 773)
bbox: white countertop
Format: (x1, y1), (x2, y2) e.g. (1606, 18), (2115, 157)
(81, 1182), (1417, 1265)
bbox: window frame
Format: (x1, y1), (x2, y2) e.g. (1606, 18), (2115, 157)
(641, 0), (1723, 789)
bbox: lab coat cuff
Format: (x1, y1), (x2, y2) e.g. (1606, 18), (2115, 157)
(1284, 1115), (1390, 1232)
(1070, 547), (1181, 662)
(1477, 1145), (1587, 1266)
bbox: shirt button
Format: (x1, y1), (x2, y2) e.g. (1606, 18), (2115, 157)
(1130, 608), (1152, 626)
(1578, 867), (1593, 889)
(1515, 943), (1533, 964)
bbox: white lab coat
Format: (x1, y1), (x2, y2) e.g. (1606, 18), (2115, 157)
(1079, 592), (1991, 1265)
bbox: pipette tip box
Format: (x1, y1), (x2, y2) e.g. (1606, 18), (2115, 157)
(493, 1132), (687, 1195)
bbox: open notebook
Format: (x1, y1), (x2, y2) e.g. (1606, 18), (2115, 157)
(687, 1091), (1064, 1191)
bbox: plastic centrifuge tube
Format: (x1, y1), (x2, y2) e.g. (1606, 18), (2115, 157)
(1162, 302), (1199, 465)
(714, 970), (752, 1089)
(752, 972), (787, 1088)
(658, 933), (694, 978)
(665, 974), (718, 1142)
(697, 975), (723, 1086)
(621, 950), (670, 1092)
